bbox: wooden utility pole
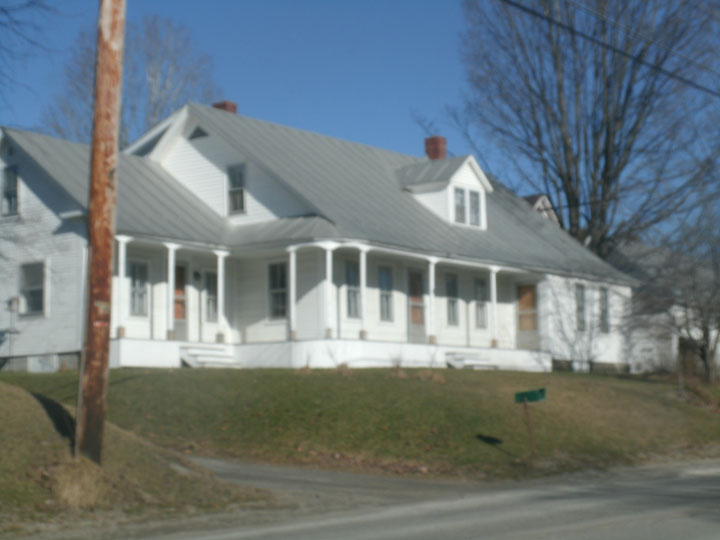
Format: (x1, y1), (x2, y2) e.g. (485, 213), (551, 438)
(75, 0), (126, 465)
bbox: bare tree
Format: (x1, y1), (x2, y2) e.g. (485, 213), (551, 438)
(0, 0), (52, 98)
(458, 0), (720, 257)
(41, 15), (220, 147)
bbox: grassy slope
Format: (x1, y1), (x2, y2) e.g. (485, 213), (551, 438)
(0, 381), (268, 534)
(3, 368), (720, 480)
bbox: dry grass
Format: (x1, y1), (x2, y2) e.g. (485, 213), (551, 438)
(0, 381), (271, 534)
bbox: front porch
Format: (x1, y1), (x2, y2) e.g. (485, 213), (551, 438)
(110, 236), (549, 370)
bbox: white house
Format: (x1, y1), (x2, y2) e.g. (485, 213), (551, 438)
(0, 101), (634, 372)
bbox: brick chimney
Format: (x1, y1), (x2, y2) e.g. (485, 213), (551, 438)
(212, 100), (237, 113)
(425, 135), (446, 160)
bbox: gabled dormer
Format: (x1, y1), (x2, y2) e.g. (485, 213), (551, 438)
(125, 101), (313, 224)
(397, 136), (493, 230)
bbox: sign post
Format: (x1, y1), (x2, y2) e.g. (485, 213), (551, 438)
(514, 388), (545, 460)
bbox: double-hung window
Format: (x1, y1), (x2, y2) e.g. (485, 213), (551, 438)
(378, 265), (393, 322)
(204, 271), (218, 322)
(228, 164), (245, 214)
(575, 284), (586, 331)
(346, 261), (360, 318)
(2, 166), (18, 216)
(20, 262), (44, 315)
(469, 191), (480, 226)
(269, 263), (287, 319)
(599, 287), (609, 333)
(129, 262), (148, 316)
(454, 188), (466, 224)
(446, 273), (459, 326)
(474, 278), (488, 328)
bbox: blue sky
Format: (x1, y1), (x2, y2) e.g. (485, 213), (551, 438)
(1, 0), (491, 161)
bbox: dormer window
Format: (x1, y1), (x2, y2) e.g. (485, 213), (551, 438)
(228, 164), (245, 214)
(454, 188), (465, 224)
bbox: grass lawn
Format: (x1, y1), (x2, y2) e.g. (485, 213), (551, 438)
(4, 367), (720, 482)
(0, 380), (269, 535)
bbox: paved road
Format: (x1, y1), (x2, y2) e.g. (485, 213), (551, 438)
(143, 457), (720, 540)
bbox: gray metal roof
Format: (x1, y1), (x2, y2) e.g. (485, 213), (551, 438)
(3, 108), (632, 285)
(396, 155), (468, 190)
(3, 127), (228, 246)
(187, 104), (632, 284)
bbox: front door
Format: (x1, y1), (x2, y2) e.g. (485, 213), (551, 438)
(174, 265), (187, 341)
(516, 284), (538, 350)
(408, 270), (426, 343)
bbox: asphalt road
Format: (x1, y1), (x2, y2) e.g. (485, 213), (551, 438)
(24, 457), (720, 539)
(144, 457), (720, 540)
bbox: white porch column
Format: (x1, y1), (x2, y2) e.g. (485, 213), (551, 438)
(164, 243), (179, 340)
(324, 243), (337, 338)
(115, 235), (132, 337)
(359, 246), (368, 340)
(490, 266), (499, 347)
(287, 246), (297, 340)
(213, 249), (229, 343)
(427, 257), (437, 344)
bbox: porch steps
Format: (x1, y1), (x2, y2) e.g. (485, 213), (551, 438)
(446, 351), (499, 370)
(180, 344), (239, 369)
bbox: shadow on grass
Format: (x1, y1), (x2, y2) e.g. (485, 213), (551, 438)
(476, 433), (515, 457)
(32, 393), (76, 454)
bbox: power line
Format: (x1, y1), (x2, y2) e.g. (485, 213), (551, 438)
(499, 0), (720, 99)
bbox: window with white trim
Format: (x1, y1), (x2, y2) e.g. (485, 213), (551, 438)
(204, 271), (218, 322)
(446, 273), (459, 326)
(129, 261), (148, 316)
(228, 164), (245, 214)
(346, 261), (360, 318)
(454, 188), (466, 224)
(378, 265), (393, 322)
(576, 283), (586, 331)
(269, 263), (287, 319)
(474, 278), (488, 329)
(599, 287), (609, 333)
(2, 166), (18, 216)
(470, 191), (480, 226)
(20, 262), (44, 315)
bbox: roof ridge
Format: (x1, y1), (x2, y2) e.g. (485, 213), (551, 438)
(188, 102), (425, 163)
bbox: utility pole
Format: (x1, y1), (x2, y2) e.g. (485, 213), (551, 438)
(75, 0), (126, 465)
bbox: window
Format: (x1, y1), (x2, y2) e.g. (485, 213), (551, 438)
(576, 284), (586, 331)
(2, 166), (18, 216)
(378, 265), (393, 322)
(470, 191), (480, 226)
(205, 271), (218, 322)
(474, 278), (488, 328)
(269, 263), (287, 318)
(599, 287), (609, 333)
(129, 262), (148, 316)
(454, 188), (466, 224)
(20, 262), (44, 315)
(228, 164), (245, 214)
(446, 273), (459, 326)
(346, 261), (360, 318)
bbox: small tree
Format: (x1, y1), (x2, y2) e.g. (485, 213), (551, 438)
(41, 15), (220, 147)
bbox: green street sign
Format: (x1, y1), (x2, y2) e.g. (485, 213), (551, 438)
(515, 388), (546, 403)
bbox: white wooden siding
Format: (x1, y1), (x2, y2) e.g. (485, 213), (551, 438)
(0, 146), (87, 359)
(161, 133), (311, 223)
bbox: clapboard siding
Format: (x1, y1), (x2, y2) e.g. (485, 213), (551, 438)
(162, 133), (311, 223)
(0, 143), (86, 359)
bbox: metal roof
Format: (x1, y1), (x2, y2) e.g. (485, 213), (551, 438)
(2, 108), (633, 285)
(187, 104), (632, 284)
